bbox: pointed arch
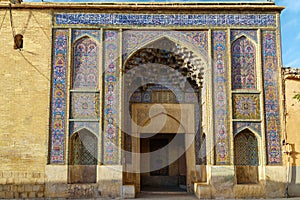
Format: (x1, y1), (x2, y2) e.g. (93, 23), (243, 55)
(123, 32), (208, 67)
(123, 37), (205, 89)
(231, 33), (257, 45)
(69, 128), (98, 184)
(73, 35), (100, 46)
(231, 35), (257, 90)
(69, 128), (98, 166)
(73, 36), (99, 90)
(234, 126), (261, 139)
(234, 128), (258, 166)
(234, 128), (259, 184)
(70, 126), (98, 138)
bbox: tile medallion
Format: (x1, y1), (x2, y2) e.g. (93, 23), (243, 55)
(233, 94), (260, 120)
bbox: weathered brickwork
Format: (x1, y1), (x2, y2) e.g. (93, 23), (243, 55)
(0, 8), (51, 198)
(0, 172), (45, 198)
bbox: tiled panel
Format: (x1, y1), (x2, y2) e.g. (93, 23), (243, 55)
(55, 13), (276, 27)
(103, 30), (120, 165)
(233, 94), (260, 120)
(212, 30), (230, 165)
(49, 29), (69, 164)
(262, 31), (282, 164)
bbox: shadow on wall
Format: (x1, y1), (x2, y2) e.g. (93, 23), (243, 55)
(289, 143), (300, 197)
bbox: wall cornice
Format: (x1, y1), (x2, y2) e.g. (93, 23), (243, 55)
(0, 2), (284, 12)
(283, 68), (300, 80)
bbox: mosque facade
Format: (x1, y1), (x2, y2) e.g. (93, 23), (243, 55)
(1, 0), (298, 199)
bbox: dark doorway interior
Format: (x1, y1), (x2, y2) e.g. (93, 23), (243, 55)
(140, 134), (186, 192)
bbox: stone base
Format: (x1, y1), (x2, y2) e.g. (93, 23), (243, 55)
(288, 166), (300, 197)
(45, 165), (68, 198)
(265, 166), (286, 198)
(45, 165), (123, 198)
(234, 184), (265, 198)
(97, 165), (123, 198)
(204, 165), (287, 199)
(194, 183), (211, 199)
(210, 166), (234, 199)
(121, 185), (135, 199)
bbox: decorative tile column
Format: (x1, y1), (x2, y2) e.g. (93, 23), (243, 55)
(49, 29), (69, 164)
(103, 30), (120, 165)
(212, 30), (230, 165)
(262, 30), (282, 164)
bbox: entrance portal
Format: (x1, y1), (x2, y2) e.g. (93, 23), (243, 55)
(122, 36), (204, 193)
(140, 133), (186, 191)
(125, 103), (196, 193)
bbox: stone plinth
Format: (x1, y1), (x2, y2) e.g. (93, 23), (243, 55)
(45, 165), (68, 198)
(194, 183), (211, 199)
(121, 185), (135, 199)
(97, 165), (123, 198)
(210, 166), (235, 198)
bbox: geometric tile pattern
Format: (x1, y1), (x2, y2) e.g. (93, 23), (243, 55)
(73, 37), (99, 89)
(234, 130), (259, 166)
(231, 36), (257, 90)
(72, 29), (101, 43)
(262, 31), (282, 164)
(122, 30), (208, 62)
(55, 13), (276, 27)
(49, 29), (68, 164)
(69, 122), (99, 136)
(70, 32), (100, 167)
(233, 122), (261, 137)
(233, 94), (260, 119)
(231, 30), (257, 43)
(49, 24), (281, 168)
(70, 93), (100, 119)
(103, 30), (120, 165)
(212, 30), (230, 165)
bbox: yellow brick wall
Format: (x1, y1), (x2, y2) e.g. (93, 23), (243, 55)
(0, 8), (51, 197)
(285, 78), (300, 166)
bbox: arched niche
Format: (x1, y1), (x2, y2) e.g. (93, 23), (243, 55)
(234, 128), (259, 184)
(73, 36), (99, 90)
(231, 36), (257, 90)
(69, 128), (98, 184)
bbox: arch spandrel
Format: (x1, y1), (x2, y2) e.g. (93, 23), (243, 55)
(233, 122), (261, 137)
(72, 29), (101, 43)
(123, 37), (206, 89)
(231, 30), (258, 44)
(122, 30), (208, 65)
(69, 126), (99, 138)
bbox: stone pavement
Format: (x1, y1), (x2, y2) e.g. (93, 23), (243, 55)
(40, 193), (300, 200)
(92, 192), (300, 200)
(131, 193), (300, 200)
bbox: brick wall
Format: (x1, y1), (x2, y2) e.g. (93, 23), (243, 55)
(0, 8), (51, 198)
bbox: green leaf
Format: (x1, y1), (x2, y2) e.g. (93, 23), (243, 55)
(293, 94), (300, 102)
